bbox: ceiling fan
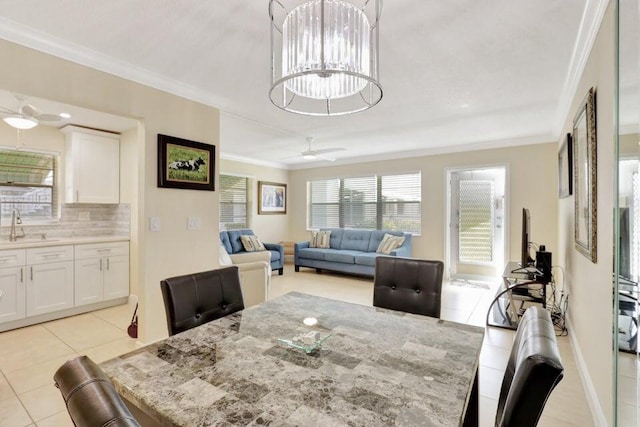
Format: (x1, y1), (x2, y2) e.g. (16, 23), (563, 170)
(284, 137), (346, 162)
(0, 94), (64, 130)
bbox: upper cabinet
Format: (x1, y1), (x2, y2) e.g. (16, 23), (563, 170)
(61, 125), (120, 204)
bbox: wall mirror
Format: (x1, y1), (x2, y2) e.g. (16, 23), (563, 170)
(616, 0), (640, 425)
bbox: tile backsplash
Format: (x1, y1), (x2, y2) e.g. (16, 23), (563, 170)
(0, 204), (130, 239)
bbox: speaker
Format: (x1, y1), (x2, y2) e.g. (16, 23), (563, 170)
(535, 245), (552, 283)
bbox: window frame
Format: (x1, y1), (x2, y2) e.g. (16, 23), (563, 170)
(0, 147), (59, 224)
(307, 172), (422, 235)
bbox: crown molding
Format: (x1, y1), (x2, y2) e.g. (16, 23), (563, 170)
(0, 16), (227, 110)
(220, 152), (288, 169)
(553, 0), (610, 135)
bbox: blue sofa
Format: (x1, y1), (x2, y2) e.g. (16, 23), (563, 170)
(294, 228), (412, 277)
(220, 229), (284, 275)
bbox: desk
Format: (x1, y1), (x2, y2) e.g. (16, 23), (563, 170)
(101, 292), (484, 426)
(486, 261), (548, 330)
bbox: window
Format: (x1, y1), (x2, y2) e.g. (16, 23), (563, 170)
(308, 172), (421, 234)
(219, 174), (248, 230)
(0, 149), (58, 222)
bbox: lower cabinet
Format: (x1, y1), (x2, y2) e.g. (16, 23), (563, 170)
(27, 261), (74, 317)
(0, 240), (129, 328)
(0, 266), (26, 322)
(74, 242), (129, 307)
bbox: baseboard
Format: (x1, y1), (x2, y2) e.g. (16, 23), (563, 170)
(567, 317), (608, 426)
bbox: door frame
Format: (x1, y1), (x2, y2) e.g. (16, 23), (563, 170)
(444, 164), (510, 280)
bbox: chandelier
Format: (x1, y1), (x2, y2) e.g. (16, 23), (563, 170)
(269, 0), (383, 116)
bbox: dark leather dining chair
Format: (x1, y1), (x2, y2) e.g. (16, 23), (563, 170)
(160, 266), (245, 336)
(495, 306), (564, 427)
(373, 256), (444, 318)
(54, 355), (140, 427)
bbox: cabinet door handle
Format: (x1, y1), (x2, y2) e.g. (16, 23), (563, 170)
(20, 267), (23, 283)
(100, 259), (103, 271)
(0, 289), (2, 299)
(107, 258), (110, 270)
(30, 266), (33, 281)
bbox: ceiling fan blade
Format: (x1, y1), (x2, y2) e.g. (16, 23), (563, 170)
(279, 153), (303, 160)
(313, 147), (346, 155)
(317, 154), (337, 162)
(0, 106), (20, 115)
(35, 114), (62, 122)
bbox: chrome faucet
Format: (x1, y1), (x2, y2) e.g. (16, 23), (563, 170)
(9, 209), (25, 242)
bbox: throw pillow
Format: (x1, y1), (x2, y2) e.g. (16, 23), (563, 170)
(310, 230), (331, 248)
(240, 235), (266, 252)
(376, 233), (405, 254)
(219, 244), (233, 266)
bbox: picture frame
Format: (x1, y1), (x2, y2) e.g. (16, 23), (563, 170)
(157, 134), (215, 191)
(573, 87), (597, 263)
(258, 181), (287, 214)
(558, 133), (573, 198)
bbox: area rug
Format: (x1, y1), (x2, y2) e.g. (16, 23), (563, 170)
(449, 278), (493, 290)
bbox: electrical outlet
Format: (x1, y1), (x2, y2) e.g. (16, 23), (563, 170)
(188, 216), (201, 230)
(150, 217), (161, 232)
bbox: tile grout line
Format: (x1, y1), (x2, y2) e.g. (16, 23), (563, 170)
(1, 370), (36, 426)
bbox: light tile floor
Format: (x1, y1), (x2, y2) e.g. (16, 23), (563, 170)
(0, 264), (593, 426)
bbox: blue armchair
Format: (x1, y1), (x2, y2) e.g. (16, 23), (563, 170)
(220, 229), (284, 275)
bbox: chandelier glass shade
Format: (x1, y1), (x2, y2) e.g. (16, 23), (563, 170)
(3, 115), (38, 130)
(269, 0), (382, 116)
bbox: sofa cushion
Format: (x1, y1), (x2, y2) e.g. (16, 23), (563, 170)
(321, 228), (344, 249)
(298, 248), (330, 261)
(325, 250), (363, 264)
(227, 229), (256, 253)
(310, 230), (332, 248)
(240, 235), (266, 252)
(368, 230), (406, 252)
(376, 233), (406, 254)
(339, 230), (373, 251)
(220, 232), (233, 255)
(354, 252), (379, 267)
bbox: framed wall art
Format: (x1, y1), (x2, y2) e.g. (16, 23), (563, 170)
(573, 87), (597, 263)
(558, 133), (573, 198)
(157, 134), (215, 191)
(258, 181), (287, 214)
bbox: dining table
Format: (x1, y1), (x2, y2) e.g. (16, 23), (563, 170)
(100, 292), (485, 426)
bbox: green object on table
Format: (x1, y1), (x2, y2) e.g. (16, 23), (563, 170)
(277, 333), (332, 354)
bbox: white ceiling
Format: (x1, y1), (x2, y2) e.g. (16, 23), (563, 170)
(0, 1), (607, 169)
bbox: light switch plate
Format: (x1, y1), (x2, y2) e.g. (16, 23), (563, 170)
(188, 216), (201, 230)
(150, 217), (161, 232)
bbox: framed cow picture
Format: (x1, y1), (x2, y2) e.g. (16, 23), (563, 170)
(157, 134), (215, 191)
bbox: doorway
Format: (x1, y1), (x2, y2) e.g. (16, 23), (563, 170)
(447, 167), (506, 279)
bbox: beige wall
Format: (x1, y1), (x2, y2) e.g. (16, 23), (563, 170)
(0, 39), (221, 343)
(288, 142), (558, 270)
(557, 3), (615, 423)
(220, 158), (289, 243)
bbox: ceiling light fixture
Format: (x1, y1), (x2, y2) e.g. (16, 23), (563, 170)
(59, 112), (71, 119)
(3, 115), (38, 130)
(269, 0), (383, 116)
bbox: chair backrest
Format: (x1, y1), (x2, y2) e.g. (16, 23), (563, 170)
(160, 266), (244, 336)
(54, 355), (140, 427)
(373, 256), (443, 318)
(495, 306), (564, 427)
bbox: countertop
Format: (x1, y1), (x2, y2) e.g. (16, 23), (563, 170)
(101, 292), (485, 426)
(0, 235), (129, 250)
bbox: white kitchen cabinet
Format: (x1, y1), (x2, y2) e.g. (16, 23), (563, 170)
(62, 125), (120, 204)
(25, 246), (74, 317)
(74, 242), (129, 306)
(0, 266), (25, 323)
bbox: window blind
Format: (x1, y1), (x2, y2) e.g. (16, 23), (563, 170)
(0, 149), (57, 221)
(219, 174), (248, 230)
(309, 172), (421, 234)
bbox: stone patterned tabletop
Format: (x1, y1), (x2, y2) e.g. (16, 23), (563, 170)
(101, 292), (485, 426)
